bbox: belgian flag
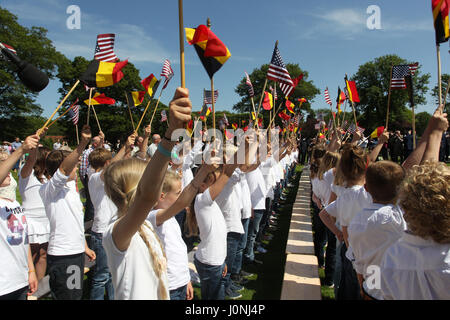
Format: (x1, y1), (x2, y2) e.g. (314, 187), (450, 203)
(285, 100), (295, 114)
(345, 76), (360, 103)
(432, 0), (449, 43)
(185, 25), (231, 79)
(141, 74), (160, 98)
(84, 93), (116, 105)
(80, 60), (128, 88)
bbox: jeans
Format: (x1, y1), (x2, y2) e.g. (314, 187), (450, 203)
(334, 240), (343, 297)
(0, 286), (28, 300)
(232, 218), (250, 276)
(337, 243), (362, 300)
(256, 198), (272, 243)
(194, 256), (225, 300)
(90, 231), (114, 300)
(169, 284), (187, 300)
(47, 253), (84, 300)
(244, 209), (265, 262)
(224, 232), (241, 290)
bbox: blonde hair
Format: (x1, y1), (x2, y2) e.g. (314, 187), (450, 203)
(103, 158), (169, 299)
(318, 152), (340, 180)
(162, 169), (181, 194)
(399, 161), (450, 244)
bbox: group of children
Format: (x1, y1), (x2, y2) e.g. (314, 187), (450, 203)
(0, 87), (301, 300)
(310, 104), (449, 300)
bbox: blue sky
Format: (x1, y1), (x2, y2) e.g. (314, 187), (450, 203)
(2, 0), (449, 118)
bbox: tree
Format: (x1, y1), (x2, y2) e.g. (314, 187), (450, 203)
(351, 55), (430, 131)
(55, 56), (168, 144)
(431, 73), (450, 114)
(0, 7), (69, 140)
(233, 64), (320, 116)
(415, 111), (432, 136)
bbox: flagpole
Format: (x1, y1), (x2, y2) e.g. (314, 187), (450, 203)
(341, 98), (348, 129)
(178, 0), (185, 88)
(385, 65), (394, 130)
(47, 102), (77, 128)
(265, 100), (284, 134)
(87, 88), (93, 126)
(124, 92), (136, 131)
(75, 124), (79, 145)
(437, 44), (444, 107)
(91, 105), (102, 132)
(147, 89), (164, 131)
(40, 80), (80, 133)
(255, 78), (268, 129)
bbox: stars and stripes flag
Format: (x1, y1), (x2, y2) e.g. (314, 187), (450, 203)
(269, 85), (278, 101)
(266, 44), (294, 97)
(391, 63), (419, 89)
(160, 59), (174, 90)
(324, 88), (332, 105)
(204, 89), (219, 105)
(68, 99), (80, 125)
(161, 110), (167, 122)
(94, 34), (119, 62)
(245, 72), (254, 97)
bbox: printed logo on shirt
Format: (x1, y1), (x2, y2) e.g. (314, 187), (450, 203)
(4, 206), (28, 246)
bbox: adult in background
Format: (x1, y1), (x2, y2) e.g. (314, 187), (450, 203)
(53, 139), (61, 150)
(147, 134), (161, 158)
(403, 130), (414, 159)
(11, 137), (22, 172)
(80, 132), (104, 222)
(389, 130), (404, 163)
(300, 138), (308, 165)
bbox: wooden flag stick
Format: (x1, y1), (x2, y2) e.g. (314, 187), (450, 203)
(47, 103), (77, 128)
(148, 90), (164, 130)
(91, 105), (102, 132)
(124, 93), (136, 131)
(255, 78), (268, 129)
(40, 80), (80, 132)
(250, 96), (257, 122)
(178, 0), (185, 88)
(340, 98), (348, 128)
(265, 100), (284, 134)
(437, 44), (443, 106)
(75, 124), (79, 145)
(87, 88), (93, 126)
(385, 65), (394, 130)
(211, 77), (216, 138)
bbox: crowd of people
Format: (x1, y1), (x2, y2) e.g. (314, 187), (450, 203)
(309, 103), (449, 300)
(0, 87), (301, 300)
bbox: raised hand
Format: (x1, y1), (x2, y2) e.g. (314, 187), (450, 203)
(22, 135), (40, 153)
(167, 87), (192, 139)
(144, 125), (152, 138)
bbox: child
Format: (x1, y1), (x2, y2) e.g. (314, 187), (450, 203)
(101, 87), (192, 300)
(348, 161), (406, 300)
(187, 136), (252, 300)
(147, 166), (214, 300)
(39, 126), (96, 300)
(0, 134), (40, 300)
(19, 146), (51, 281)
(0, 151), (18, 201)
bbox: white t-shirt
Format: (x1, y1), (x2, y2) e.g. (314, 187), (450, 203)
(147, 143), (158, 158)
(194, 189), (227, 266)
(239, 171), (252, 220)
(260, 157), (276, 200)
(88, 171), (118, 234)
(348, 203), (407, 300)
(380, 232), (450, 300)
(317, 169), (334, 207)
(103, 221), (169, 300)
(53, 142), (61, 150)
(39, 169), (85, 256)
(147, 210), (190, 291)
(19, 169), (49, 244)
(245, 168), (267, 210)
(0, 199), (29, 296)
(325, 185), (373, 227)
(215, 171), (244, 234)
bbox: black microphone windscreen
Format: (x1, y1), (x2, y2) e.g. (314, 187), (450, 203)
(18, 62), (49, 92)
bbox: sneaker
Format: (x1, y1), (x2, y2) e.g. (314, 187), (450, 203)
(230, 281), (244, 292)
(226, 288), (242, 300)
(256, 245), (267, 254)
(253, 258), (263, 265)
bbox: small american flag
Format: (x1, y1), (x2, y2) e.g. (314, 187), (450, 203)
(342, 120), (349, 131)
(266, 44), (294, 97)
(68, 99), (80, 125)
(269, 85), (278, 101)
(161, 110), (167, 122)
(245, 72), (254, 97)
(160, 59), (174, 90)
(94, 34), (118, 62)
(324, 88), (332, 105)
(391, 63), (419, 90)
(204, 89), (218, 105)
